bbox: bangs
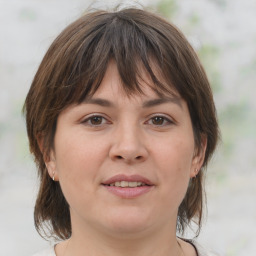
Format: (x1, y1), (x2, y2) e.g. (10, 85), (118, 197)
(50, 10), (179, 108)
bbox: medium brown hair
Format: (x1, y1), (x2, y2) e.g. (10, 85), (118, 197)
(24, 7), (219, 240)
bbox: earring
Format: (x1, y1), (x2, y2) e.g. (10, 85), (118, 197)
(194, 169), (198, 178)
(52, 171), (55, 181)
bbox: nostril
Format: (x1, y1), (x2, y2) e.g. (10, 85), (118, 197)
(115, 155), (142, 160)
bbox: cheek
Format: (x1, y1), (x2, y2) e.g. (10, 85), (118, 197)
(151, 137), (194, 197)
(53, 131), (108, 195)
(154, 137), (194, 173)
(55, 129), (106, 171)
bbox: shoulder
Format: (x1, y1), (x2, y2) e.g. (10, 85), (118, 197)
(32, 247), (56, 256)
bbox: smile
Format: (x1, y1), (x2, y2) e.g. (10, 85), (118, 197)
(107, 181), (147, 187)
(102, 174), (154, 198)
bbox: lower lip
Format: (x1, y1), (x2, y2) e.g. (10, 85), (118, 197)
(103, 185), (153, 198)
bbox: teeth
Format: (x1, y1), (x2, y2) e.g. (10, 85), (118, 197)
(108, 181), (145, 187)
(129, 181), (138, 187)
(120, 181), (128, 187)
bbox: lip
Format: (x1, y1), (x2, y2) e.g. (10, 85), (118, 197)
(102, 174), (154, 186)
(101, 174), (154, 199)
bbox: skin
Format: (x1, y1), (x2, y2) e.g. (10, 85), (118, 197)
(45, 61), (206, 256)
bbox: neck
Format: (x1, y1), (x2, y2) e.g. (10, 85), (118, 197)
(59, 216), (182, 256)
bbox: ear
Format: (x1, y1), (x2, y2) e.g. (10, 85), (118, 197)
(45, 150), (59, 181)
(37, 134), (59, 181)
(190, 134), (207, 178)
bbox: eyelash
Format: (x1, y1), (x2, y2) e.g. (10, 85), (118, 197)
(81, 114), (174, 127)
(82, 114), (110, 126)
(146, 115), (174, 126)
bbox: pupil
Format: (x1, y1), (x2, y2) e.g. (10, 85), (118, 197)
(91, 116), (102, 125)
(153, 117), (164, 125)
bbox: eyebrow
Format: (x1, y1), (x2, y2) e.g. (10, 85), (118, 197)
(142, 97), (183, 109)
(83, 96), (183, 109)
(83, 98), (114, 107)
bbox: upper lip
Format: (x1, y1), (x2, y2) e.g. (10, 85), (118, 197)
(102, 174), (154, 186)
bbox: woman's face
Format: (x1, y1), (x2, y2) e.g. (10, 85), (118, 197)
(46, 61), (205, 236)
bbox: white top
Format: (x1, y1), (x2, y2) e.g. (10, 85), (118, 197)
(32, 248), (55, 256)
(193, 241), (221, 256)
(32, 242), (221, 256)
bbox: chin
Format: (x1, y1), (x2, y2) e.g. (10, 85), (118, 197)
(101, 207), (154, 236)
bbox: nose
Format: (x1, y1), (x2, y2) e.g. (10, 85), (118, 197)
(109, 123), (148, 164)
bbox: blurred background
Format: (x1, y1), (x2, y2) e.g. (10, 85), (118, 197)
(0, 0), (255, 255)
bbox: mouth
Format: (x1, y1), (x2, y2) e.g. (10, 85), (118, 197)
(105, 181), (149, 188)
(101, 174), (154, 198)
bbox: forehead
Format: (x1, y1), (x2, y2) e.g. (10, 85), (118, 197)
(90, 60), (180, 102)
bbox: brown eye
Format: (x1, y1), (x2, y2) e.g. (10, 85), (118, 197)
(90, 116), (103, 125)
(152, 116), (165, 125)
(82, 114), (111, 128)
(147, 115), (173, 127)
(82, 115), (108, 126)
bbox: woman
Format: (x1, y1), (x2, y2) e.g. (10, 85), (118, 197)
(24, 7), (220, 256)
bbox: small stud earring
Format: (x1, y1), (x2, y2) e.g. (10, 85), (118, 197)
(52, 171), (55, 181)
